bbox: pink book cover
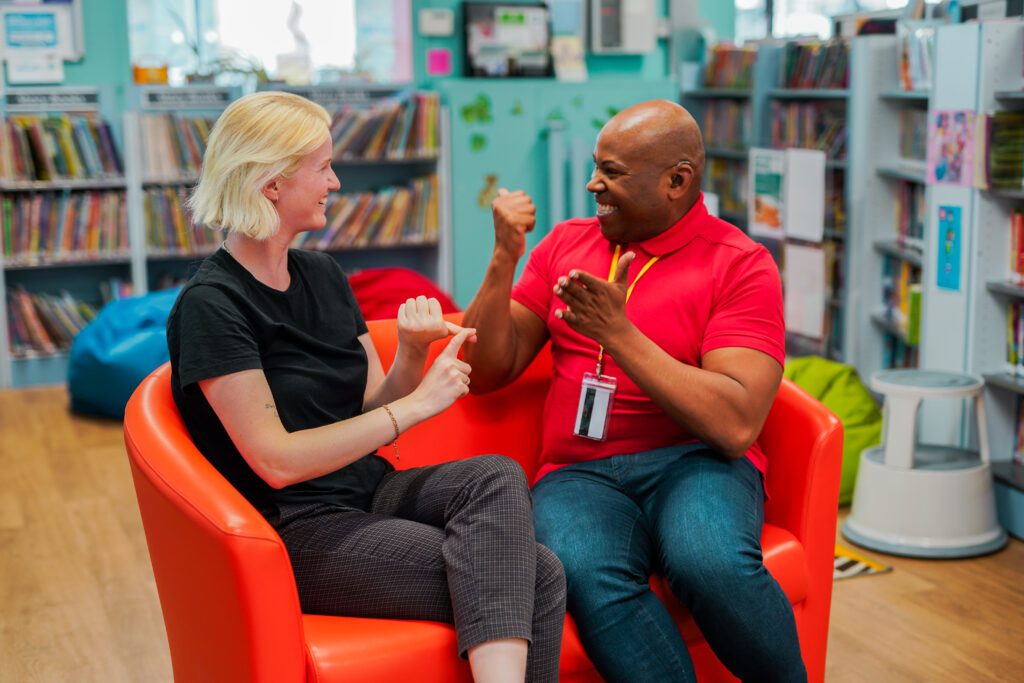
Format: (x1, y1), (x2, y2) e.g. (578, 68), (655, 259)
(926, 109), (976, 187)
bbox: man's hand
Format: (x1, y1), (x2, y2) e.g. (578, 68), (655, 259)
(491, 188), (536, 260)
(554, 251), (636, 345)
(397, 296), (472, 352)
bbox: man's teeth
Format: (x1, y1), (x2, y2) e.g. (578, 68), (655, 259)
(597, 203), (617, 216)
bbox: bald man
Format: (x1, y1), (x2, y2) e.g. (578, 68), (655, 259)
(463, 100), (805, 682)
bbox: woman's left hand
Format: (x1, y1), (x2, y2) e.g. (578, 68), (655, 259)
(397, 296), (463, 351)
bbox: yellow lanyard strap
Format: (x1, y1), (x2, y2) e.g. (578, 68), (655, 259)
(596, 245), (658, 374)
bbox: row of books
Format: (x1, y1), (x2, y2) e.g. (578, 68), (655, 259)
(705, 158), (747, 217)
(1006, 301), (1024, 379)
(1007, 210), (1024, 283)
(330, 91), (440, 161)
(6, 286), (98, 357)
(1013, 396), (1024, 466)
(987, 111), (1024, 190)
(145, 186), (222, 255)
(140, 113), (215, 181)
(291, 173), (439, 251)
(1, 190), (129, 265)
(701, 45), (756, 89)
(883, 335), (919, 369)
(898, 109), (928, 163)
(0, 114), (123, 183)
(780, 40), (849, 90)
(893, 180), (926, 249)
(825, 173), (846, 232)
(881, 255), (922, 345)
(769, 101), (847, 160)
(701, 100), (752, 151)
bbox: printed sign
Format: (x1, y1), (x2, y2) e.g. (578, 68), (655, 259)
(936, 205), (962, 291)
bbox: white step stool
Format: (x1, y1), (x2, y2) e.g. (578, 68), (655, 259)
(841, 369), (1008, 558)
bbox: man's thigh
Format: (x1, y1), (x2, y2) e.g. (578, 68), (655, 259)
(532, 464), (652, 581)
(646, 451), (765, 573)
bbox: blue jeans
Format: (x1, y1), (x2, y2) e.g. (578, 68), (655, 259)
(532, 444), (807, 683)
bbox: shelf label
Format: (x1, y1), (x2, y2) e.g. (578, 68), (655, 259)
(142, 87), (233, 110)
(276, 85), (399, 110)
(5, 87), (99, 111)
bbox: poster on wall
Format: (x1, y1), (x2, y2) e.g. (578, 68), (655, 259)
(936, 204), (962, 291)
(0, 0), (82, 60)
(748, 148), (786, 240)
(926, 110), (977, 187)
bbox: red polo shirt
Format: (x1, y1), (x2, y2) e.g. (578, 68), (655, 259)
(512, 196), (785, 481)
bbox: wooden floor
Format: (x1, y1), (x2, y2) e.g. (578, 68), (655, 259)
(1, 385), (1022, 682)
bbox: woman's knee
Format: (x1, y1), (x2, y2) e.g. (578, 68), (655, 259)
(535, 543), (567, 600)
(468, 454), (529, 489)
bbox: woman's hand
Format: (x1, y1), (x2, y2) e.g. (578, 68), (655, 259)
(397, 296), (461, 352)
(409, 327), (477, 419)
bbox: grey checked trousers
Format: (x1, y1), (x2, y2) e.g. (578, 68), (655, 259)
(267, 455), (566, 682)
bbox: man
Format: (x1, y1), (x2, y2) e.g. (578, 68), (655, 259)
(462, 100), (806, 682)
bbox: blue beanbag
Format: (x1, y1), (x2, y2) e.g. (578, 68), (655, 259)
(68, 287), (182, 419)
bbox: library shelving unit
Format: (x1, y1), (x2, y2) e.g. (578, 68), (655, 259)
(962, 20), (1024, 538)
(756, 38), (861, 362)
(847, 34), (929, 377)
(0, 87), (130, 388)
(272, 85), (452, 294)
(122, 85), (237, 293)
(681, 45), (770, 230)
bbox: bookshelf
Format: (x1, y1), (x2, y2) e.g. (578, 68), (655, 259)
(0, 86), (131, 388)
(845, 34), (931, 379)
(269, 85), (452, 293)
(758, 38), (857, 361)
(682, 44), (774, 232)
(963, 21), (1024, 526)
(122, 85), (236, 294)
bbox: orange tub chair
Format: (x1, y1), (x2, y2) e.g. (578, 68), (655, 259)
(124, 314), (843, 682)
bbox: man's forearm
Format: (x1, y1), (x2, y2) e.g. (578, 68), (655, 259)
(462, 251), (521, 392)
(603, 328), (766, 458)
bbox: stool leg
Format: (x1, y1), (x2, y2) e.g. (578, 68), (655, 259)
(975, 393), (990, 464)
(883, 394), (921, 469)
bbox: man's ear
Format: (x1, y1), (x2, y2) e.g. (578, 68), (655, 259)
(262, 179), (280, 202)
(667, 162), (693, 199)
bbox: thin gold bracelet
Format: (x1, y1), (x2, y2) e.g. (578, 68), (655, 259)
(381, 404), (400, 461)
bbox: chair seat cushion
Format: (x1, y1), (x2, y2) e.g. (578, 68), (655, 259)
(302, 524), (807, 682)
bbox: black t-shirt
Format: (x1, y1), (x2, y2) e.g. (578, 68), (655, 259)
(167, 247), (392, 512)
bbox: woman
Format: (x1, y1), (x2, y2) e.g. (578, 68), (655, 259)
(167, 91), (565, 683)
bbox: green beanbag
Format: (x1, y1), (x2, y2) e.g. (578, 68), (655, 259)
(783, 356), (882, 505)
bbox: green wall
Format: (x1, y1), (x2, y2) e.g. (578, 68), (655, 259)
(439, 78), (675, 304)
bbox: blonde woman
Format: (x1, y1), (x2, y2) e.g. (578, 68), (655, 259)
(167, 91), (565, 683)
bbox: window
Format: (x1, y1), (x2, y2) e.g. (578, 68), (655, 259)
(128, 0), (412, 87)
(736, 0), (923, 43)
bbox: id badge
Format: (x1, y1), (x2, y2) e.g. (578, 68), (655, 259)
(574, 372), (617, 441)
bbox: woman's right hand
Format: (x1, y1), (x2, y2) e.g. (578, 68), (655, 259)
(410, 327), (476, 419)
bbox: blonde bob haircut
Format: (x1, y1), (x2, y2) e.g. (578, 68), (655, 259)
(189, 91), (332, 240)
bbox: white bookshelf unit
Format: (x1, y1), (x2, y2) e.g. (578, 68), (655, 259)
(963, 20), (1024, 538)
(0, 86), (130, 388)
(847, 34), (929, 378)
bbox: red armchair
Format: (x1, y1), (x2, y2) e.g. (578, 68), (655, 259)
(124, 314), (843, 682)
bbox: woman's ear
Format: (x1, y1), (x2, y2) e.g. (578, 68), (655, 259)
(262, 179), (280, 202)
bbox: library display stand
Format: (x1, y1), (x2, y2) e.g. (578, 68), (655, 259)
(684, 40), (859, 361)
(0, 86), (130, 388)
(963, 20), (1024, 539)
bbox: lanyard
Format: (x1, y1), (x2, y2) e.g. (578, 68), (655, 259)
(595, 245), (658, 375)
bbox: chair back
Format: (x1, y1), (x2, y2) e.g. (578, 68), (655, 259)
(123, 364), (306, 683)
